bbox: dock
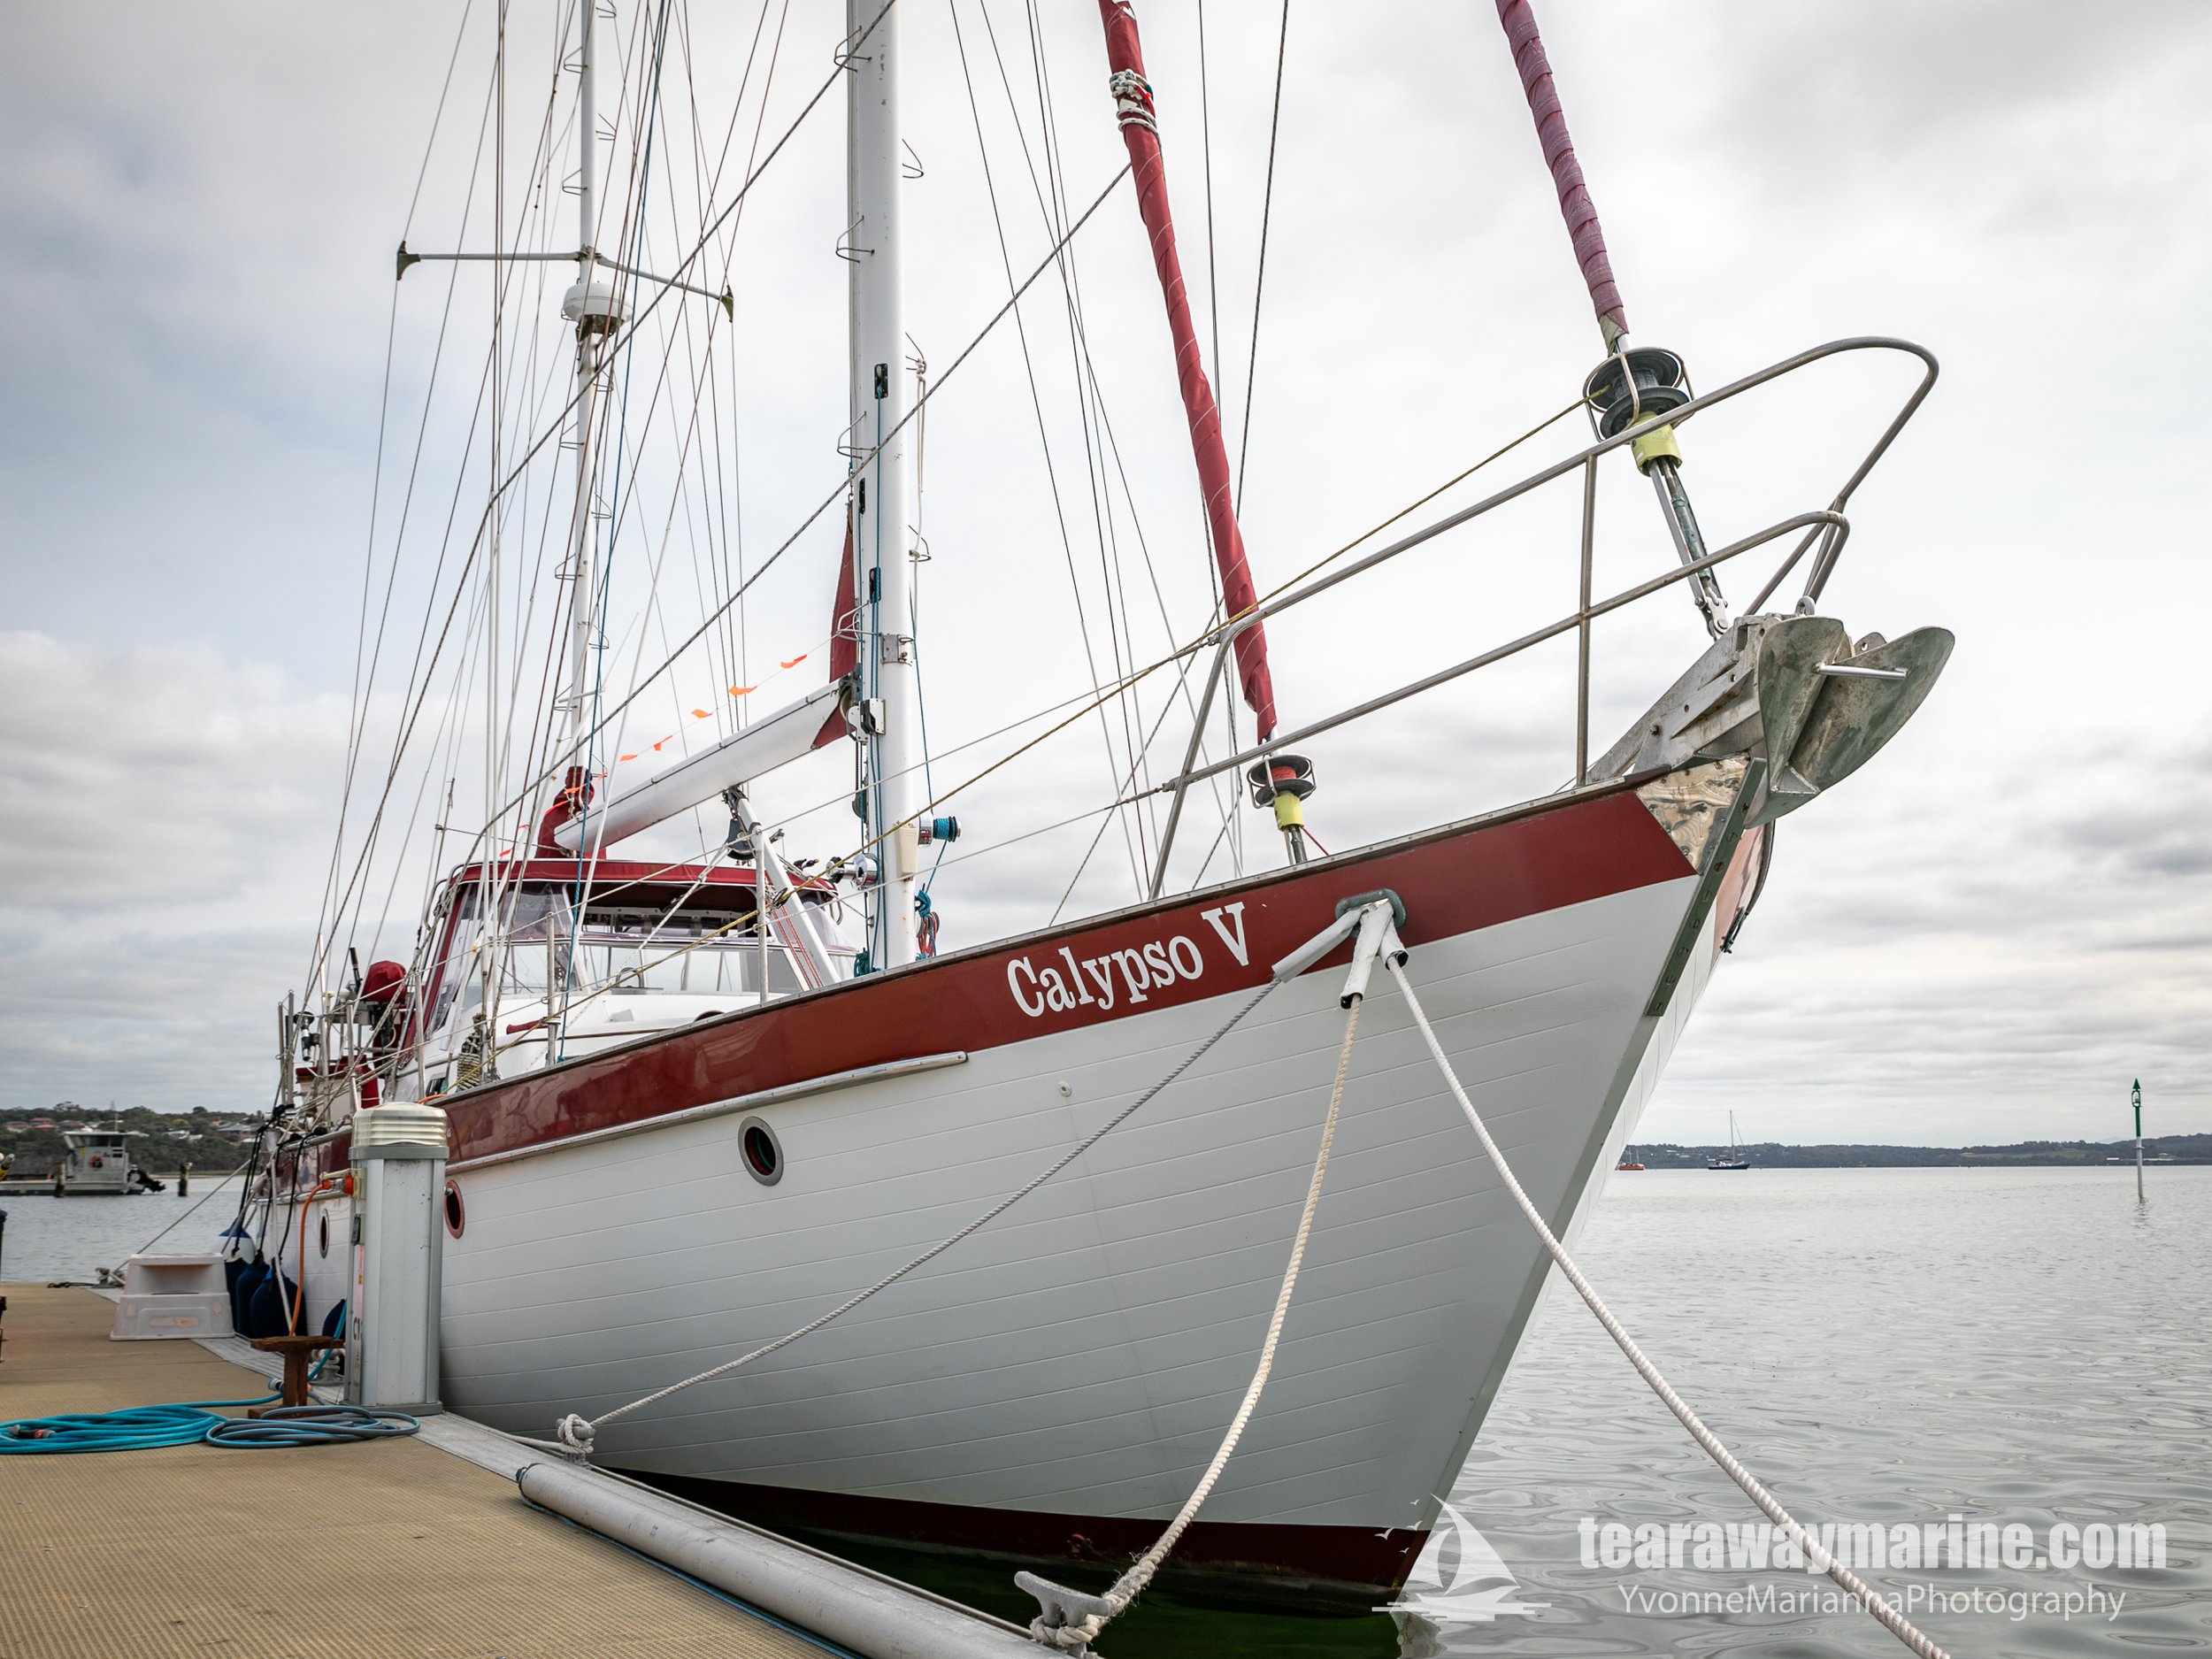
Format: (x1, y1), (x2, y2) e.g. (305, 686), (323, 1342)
(0, 1284), (844, 1659)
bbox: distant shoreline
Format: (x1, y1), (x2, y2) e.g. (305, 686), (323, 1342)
(1621, 1134), (2210, 1169)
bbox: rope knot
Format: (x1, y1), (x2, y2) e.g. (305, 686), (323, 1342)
(1016, 1571), (1119, 1652)
(553, 1413), (597, 1459)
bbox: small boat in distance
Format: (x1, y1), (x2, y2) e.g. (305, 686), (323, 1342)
(1617, 1148), (1646, 1171)
(1709, 1113), (1752, 1171)
(51, 1121), (162, 1196)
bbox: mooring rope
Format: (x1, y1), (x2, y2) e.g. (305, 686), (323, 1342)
(550, 978), (1286, 1458)
(1023, 980), (1368, 1652)
(1386, 955), (1952, 1659)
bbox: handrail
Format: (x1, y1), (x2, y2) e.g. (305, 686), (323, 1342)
(1132, 336), (1935, 894)
(1152, 511), (1846, 807)
(1198, 335), (1934, 645)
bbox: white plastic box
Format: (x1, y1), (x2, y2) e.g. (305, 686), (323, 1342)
(109, 1253), (234, 1340)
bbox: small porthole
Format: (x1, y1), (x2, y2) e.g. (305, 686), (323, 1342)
(739, 1118), (783, 1187)
(444, 1180), (465, 1237)
(319, 1213), (331, 1257)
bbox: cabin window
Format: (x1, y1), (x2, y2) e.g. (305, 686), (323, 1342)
(425, 888), (482, 1034)
(443, 1180), (465, 1237)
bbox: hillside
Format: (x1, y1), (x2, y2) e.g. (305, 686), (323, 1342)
(0, 1106), (262, 1179)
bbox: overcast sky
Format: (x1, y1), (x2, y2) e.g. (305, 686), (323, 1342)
(3, 1), (2206, 1146)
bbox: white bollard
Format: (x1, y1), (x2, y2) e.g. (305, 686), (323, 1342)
(347, 1102), (449, 1414)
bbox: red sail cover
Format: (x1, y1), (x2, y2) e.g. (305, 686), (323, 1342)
(1096, 0), (1277, 741)
(816, 522), (858, 749)
(1494, 0), (1627, 346)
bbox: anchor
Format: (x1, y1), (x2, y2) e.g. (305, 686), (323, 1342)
(1589, 611), (1954, 826)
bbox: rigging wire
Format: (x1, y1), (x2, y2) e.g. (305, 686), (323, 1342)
(1017, 0), (1152, 881)
(446, 161), (1136, 872)
(324, 12), (574, 985)
(314, 27), (511, 987)
(313, 8), (863, 984)
(951, 0), (1145, 893)
(1232, 0), (1291, 518)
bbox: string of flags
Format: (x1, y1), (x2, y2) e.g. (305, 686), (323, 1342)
(608, 647), (822, 769)
(501, 641), (830, 852)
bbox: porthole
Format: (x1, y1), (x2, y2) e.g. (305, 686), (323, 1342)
(739, 1118), (783, 1187)
(443, 1179), (466, 1237)
(319, 1213), (331, 1257)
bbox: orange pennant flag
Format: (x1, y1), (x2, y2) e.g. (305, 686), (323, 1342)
(652, 735), (675, 750)
(780, 653), (808, 670)
(727, 684), (756, 697)
(691, 709), (710, 719)
(618, 753), (637, 763)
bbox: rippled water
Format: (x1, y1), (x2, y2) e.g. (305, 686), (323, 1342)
(0, 1177), (246, 1282)
(818, 1170), (2212, 1658)
(10, 1167), (2206, 1657)
(1425, 1166), (2212, 1659)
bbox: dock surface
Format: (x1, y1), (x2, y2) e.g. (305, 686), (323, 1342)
(1, 1284), (833, 1658)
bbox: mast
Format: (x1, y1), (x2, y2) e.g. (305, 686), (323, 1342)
(847, 0), (922, 971)
(560, 0), (609, 759)
(548, 0), (616, 1042)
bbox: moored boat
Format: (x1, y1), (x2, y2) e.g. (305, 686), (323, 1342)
(242, 0), (1951, 1611)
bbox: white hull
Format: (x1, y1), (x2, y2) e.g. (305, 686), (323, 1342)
(270, 773), (1751, 1596)
(444, 874), (1701, 1510)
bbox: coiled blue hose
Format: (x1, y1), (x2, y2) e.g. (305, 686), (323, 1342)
(1, 1397), (418, 1454)
(0, 1396), (276, 1455)
(204, 1406), (420, 1448)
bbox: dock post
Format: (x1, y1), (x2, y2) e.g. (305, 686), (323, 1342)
(347, 1103), (449, 1414)
(178, 1164), (189, 1197)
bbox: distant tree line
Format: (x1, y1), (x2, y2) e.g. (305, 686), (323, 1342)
(1624, 1134), (2212, 1168)
(0, 1106), (262, 1179)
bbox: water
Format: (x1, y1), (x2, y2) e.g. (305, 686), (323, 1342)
(1, 1177), (247, 1282)
(10, 1168), (2207, 1656)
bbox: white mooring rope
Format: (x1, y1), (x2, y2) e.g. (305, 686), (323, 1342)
(1386, 954), (1952, 1659)
(549, 978), (1286, 1459)
(1024, 986), (1368, 1652)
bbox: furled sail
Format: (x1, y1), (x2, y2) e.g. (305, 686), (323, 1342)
(1094, 0), (1278, 741)
(817, 522), (859, 748)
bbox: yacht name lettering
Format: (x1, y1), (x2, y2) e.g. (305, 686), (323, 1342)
(1008, 932), (1210, 1018)
(1200, 902), (1250, 965)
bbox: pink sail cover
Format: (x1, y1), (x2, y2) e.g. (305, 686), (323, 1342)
(1096, 0), (1277, 741)
(1494, 0), (1627, 347)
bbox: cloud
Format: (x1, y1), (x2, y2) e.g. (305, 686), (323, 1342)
(1646, 726), (2212, 1143)
(4, 4), (2208, 1144)
(0, 632), (351, 1108)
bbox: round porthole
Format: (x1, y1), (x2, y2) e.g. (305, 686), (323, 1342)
(319, 1213), (331, 1257)
(443, 1179), (466, 1237)
(739, 1118), (783, 1187)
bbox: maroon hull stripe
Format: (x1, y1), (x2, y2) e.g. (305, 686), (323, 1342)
(631, 1470), (1427, 1610)
(367, 784), (1686, 1174)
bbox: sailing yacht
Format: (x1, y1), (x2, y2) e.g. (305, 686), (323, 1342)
(248, 0), (1951, 1609)
(1708, 1112), (1751, 1171)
